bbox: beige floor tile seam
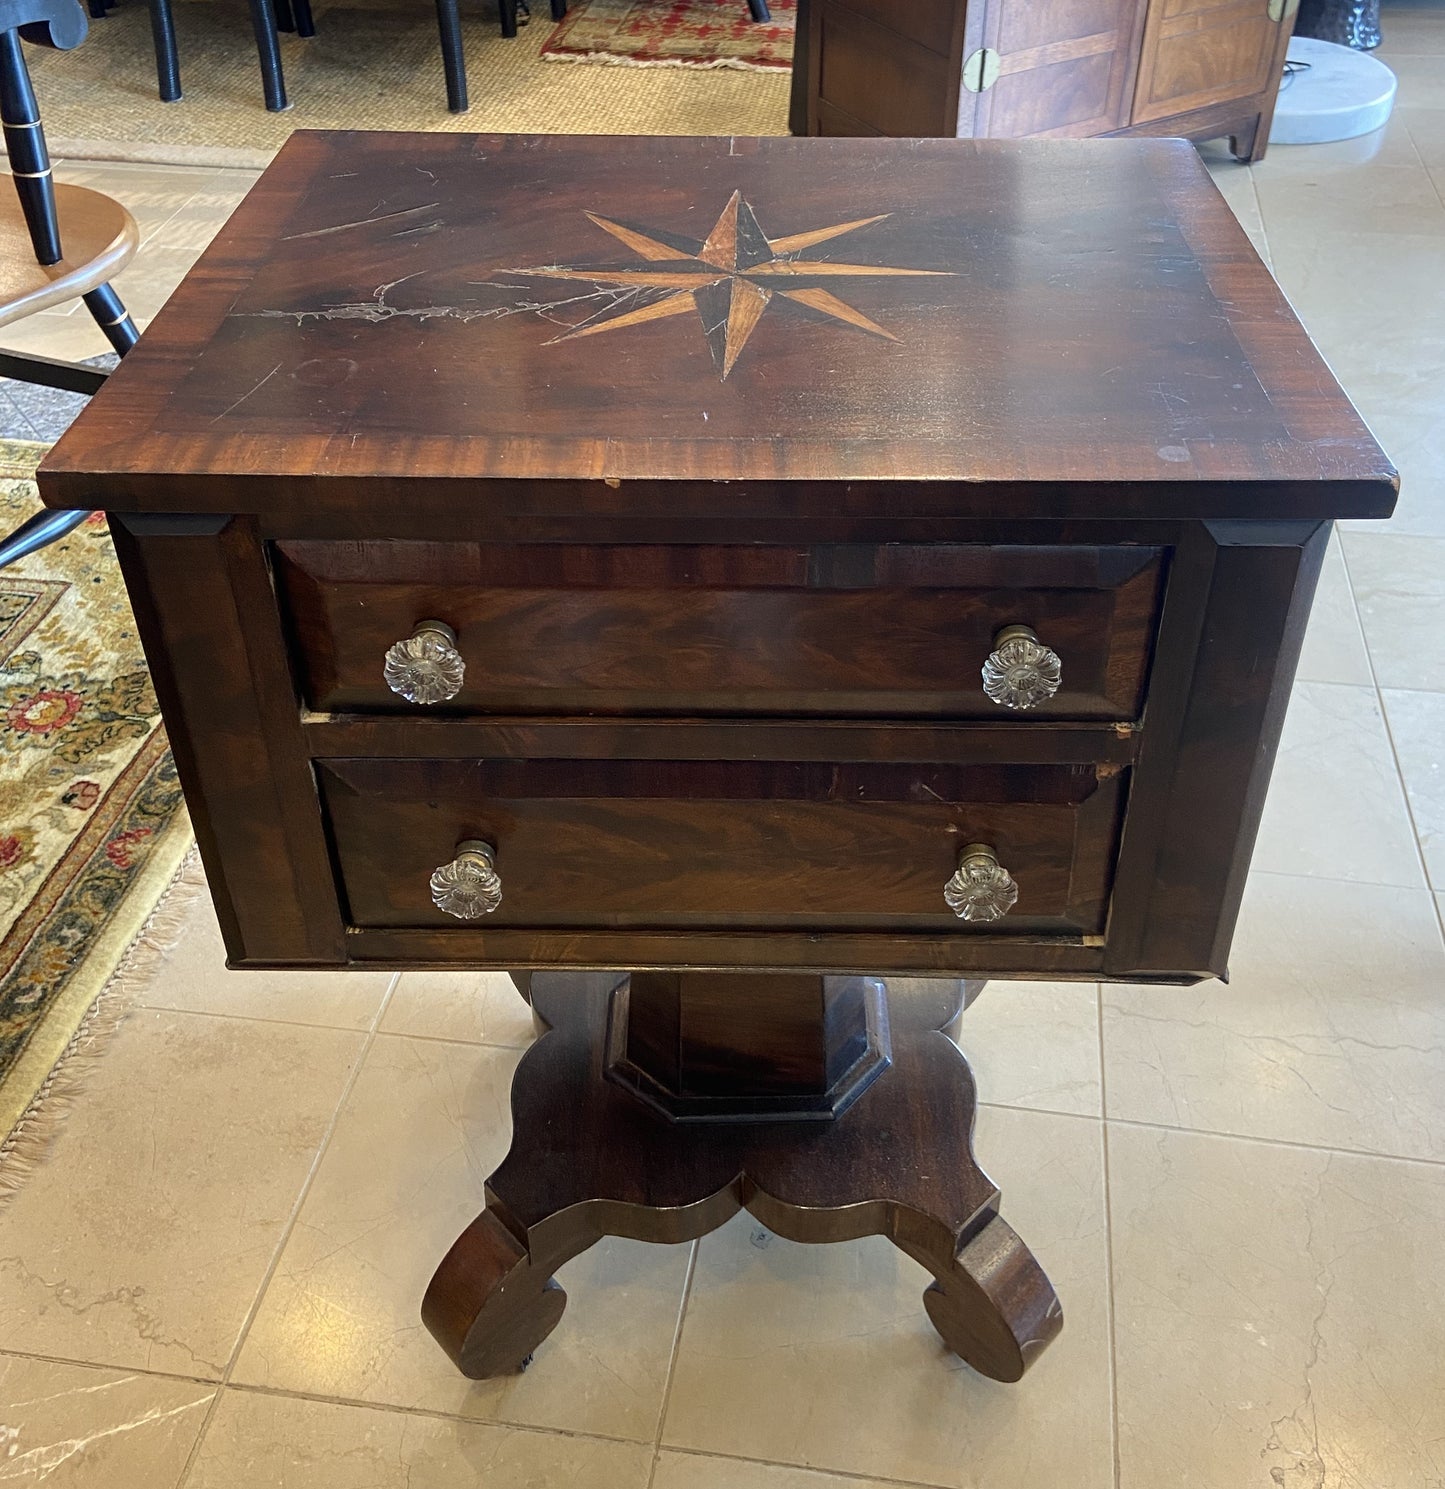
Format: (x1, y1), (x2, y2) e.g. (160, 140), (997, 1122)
(126, 997), (415, 1041)
(1099, 1109), (1445, 1171)
(59, 164), (221, 262)
(656, 1445), (954, 1489)
(1247, 857), (1432, 895)
(171, 972), (400, 1488)
(1377, 684), (1445, 902)
(1095, 984), (1123, 1489)
(1333, 537), (1442, 895)
(0, 1343), (221, 1391)
(199, 1376), (664, 1447)
(976, 1096), (1105, 1123)
(1403, 113), (1445, 211)
(644, 1240), (699, 1489)
(368, 1023), (534, 1052)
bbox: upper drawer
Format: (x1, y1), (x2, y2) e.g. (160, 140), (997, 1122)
(275, 542), (1164, 720)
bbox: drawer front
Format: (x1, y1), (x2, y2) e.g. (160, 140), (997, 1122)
(278, 543), (1164, 720)
(318, 756), (1125, 936)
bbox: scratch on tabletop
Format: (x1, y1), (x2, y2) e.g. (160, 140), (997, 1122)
(282, 202), (441, 241)
(212, 363), (283, 424)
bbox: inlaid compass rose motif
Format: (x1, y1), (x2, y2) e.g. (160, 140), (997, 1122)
(492, 191), (954, 379)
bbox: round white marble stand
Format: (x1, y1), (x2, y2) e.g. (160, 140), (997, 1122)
(1270, 36), (1397, 145)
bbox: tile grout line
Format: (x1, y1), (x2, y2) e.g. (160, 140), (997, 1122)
(209, 1377), (661, 1445)
(1100, 1109), (1445, 1170)
(124, 993), (438, 1041)
(0, 1344), (222, 1389)
(645, 1237), (699, 1489)
(1096, 984), (1122, 1489)
(928, 1094), (1445, 1171)
(171, 971), (401, 1488)
(1332, 532), (1439, 900)
(652, 1443), (959, 1489)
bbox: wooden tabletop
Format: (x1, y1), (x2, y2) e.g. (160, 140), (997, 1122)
(41, 132), (1395, 523)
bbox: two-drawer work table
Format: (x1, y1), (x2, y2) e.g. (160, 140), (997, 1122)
(40, 132), (1394, 1384)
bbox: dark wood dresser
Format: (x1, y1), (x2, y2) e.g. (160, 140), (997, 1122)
(39, 132), (1394, 1386)
(793, 0), (1299, 162)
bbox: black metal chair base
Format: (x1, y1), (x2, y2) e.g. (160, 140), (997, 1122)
(0, 349), (106, 396)
(0, 508), (91, 570)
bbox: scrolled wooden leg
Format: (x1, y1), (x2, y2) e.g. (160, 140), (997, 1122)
(422, 1208), (581, 1378)
(920, 1214), (1063, 1383)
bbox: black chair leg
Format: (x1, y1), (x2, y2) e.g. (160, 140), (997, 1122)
(747, 0), (770, 17)
(272, 0), (296, 31)
(148, 0), (182, 101)
(550, 0), (566, 16)
(292, 0), (316, 39)
(435, 0), (467, 111)
(0, 30), (61, 265)
(0, 510), (91, 571)
(246, 0), (289, 110)
(499, 0), (518, 37)
(86, 0), (106, 16)
(83, 284), (140, 354)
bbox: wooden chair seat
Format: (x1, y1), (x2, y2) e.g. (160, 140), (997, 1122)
(0, 180), (137, 326)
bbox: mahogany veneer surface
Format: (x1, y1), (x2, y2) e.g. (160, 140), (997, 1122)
(41, 133), (1391, 520)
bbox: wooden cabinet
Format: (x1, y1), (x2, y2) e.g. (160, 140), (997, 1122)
(1132, 0), (1286, 129)
(794, 0), (1297, 161)
(39, 133), (1392, 1388)
(963, 0), (1149, 140)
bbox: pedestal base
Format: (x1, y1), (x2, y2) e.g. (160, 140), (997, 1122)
(422, 973), (1062, 1383)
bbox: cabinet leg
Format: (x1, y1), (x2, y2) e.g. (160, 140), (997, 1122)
(1229, 116), (1265, 163)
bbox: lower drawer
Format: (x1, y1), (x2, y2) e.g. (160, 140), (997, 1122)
(318, 757), (1125, 936)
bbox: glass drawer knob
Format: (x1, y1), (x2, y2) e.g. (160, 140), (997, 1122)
(982, 625), (1062, 710)
(944, 843), (1018, 923)
(384, 620), (464, 705)
(430, 840), (502, 919)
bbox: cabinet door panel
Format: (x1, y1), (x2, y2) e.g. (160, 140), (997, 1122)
(810, 0), (964, 137)
(1132, 0), (1279, 123)
(967, 0), (1149, 139)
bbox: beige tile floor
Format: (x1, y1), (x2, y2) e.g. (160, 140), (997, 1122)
(4, 11), (1445, 1487)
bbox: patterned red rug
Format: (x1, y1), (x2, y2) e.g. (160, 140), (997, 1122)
(542, 0), (796, 71)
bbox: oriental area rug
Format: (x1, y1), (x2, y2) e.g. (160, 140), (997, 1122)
(0, 440), (193, 1148)
(542, 0), (796, 70)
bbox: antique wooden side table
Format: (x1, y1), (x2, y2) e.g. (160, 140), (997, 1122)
(40, 133), (1394, 1385)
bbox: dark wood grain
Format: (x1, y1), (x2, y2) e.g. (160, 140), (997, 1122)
(38, 135), (1392, 520)
(609, 972), (889, 1120)
(277, 540), (1163, 719)
(330, 925), (1115, 978)
(1105, 519), (1329, 979)
(422, 972), (1061, 1382)
(108, 514), (344, 963)
(317, 756), (1125, 934)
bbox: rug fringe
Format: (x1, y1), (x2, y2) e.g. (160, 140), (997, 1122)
(539, 46), (789, 73)
(0, 844), (204, 1205)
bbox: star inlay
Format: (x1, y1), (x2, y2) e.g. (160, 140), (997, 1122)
(491, 192), (953, 379)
